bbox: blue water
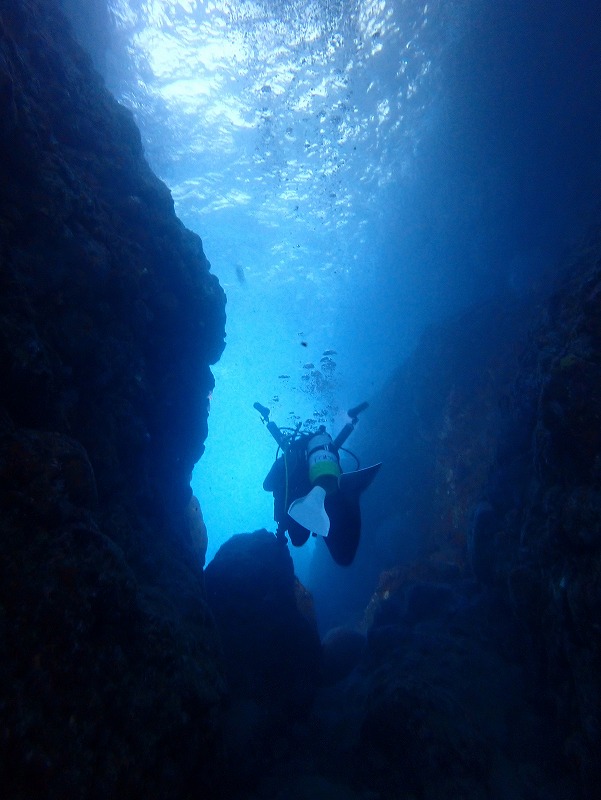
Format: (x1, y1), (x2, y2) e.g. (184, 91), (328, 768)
(92, 0), (601, 571)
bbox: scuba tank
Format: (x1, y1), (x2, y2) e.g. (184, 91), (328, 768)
(288, 429), (341, 536)
(307, 430), (341, 489)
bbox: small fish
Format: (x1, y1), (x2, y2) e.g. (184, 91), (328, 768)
(235, 264), (246, 284)
(322, 349), (337, 356)
(303, 363), (314, 369)
(278, 374), (290, 379)
(301, 341), (308, 347)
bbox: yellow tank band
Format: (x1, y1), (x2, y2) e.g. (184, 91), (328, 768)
(309, 459), (341, 483)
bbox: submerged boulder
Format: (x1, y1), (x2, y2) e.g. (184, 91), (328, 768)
(205, 531), (322, 786)
(205, 531), (322, 720)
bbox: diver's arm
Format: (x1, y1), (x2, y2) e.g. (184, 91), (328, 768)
(333, 402), (369, 449)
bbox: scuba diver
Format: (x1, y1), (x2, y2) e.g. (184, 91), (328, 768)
(254, 401), (381, 566)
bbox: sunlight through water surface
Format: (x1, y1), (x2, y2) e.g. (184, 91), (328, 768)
(106, 0), (472, 557)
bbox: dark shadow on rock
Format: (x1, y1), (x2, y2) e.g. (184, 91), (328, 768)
(320, 627), (366, 686)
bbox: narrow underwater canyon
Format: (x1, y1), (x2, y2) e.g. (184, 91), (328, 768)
(1, 2), (600, 799)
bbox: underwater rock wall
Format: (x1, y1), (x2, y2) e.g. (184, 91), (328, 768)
(477, 229), (601, 794)
(0, 1), (227, 797)
(0, 0), (226, 524)
(349, 232), (601, 799)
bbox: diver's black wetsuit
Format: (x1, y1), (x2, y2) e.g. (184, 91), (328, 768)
(263, 435), (361, 566)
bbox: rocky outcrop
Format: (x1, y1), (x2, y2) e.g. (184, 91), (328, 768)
(333, 569), (571, 800)
(0, 1), (227, 797)
(205, 531), (322, 791)
(239, 566), (571, 800)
